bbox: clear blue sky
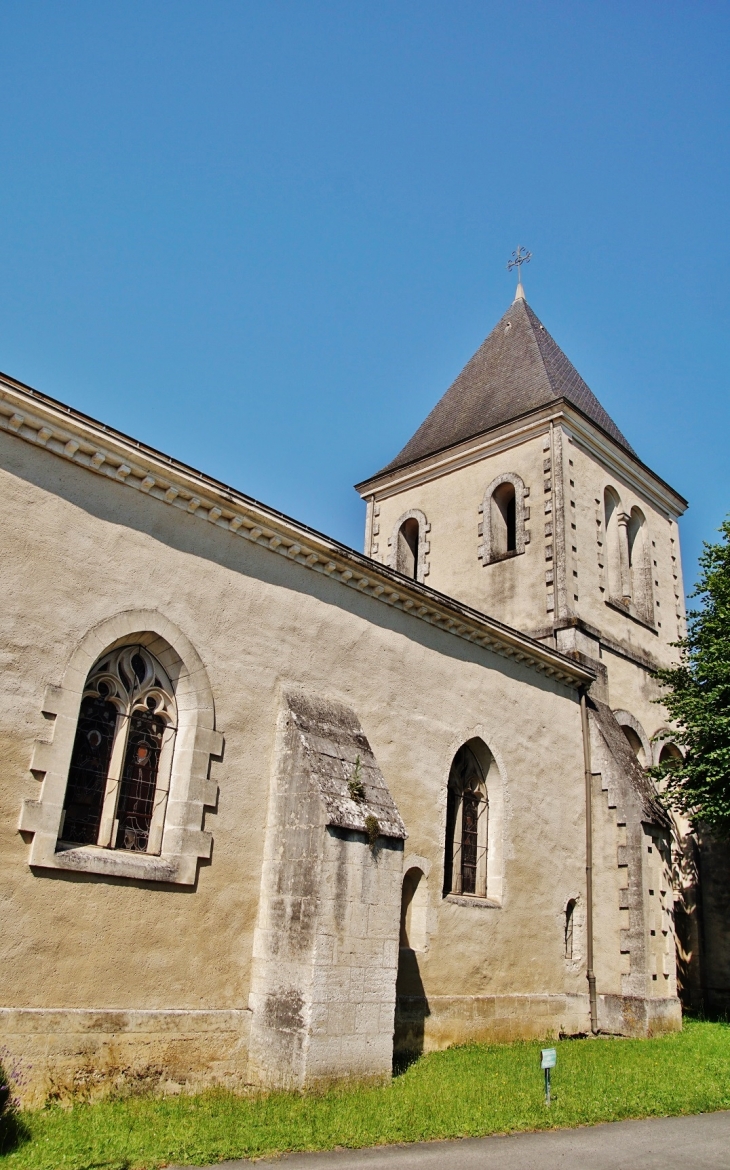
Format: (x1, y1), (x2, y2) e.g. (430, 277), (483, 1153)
(0, 3), (727, 589)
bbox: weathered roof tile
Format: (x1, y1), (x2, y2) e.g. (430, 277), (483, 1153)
(374, 297), (634, 478)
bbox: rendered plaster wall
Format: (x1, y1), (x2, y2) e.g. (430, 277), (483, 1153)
(0, 429), (673, 1101)
(0, 1009), (251, 1108)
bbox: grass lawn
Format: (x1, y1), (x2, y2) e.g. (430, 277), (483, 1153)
(1, 1020), (729, 1170)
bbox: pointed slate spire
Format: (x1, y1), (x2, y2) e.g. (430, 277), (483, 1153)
(373, 297), (634, 478)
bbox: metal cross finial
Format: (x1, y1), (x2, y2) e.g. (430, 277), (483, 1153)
(507, 245), (532, 275)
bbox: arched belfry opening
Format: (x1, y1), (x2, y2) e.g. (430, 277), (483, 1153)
(627, 506), (654, 623)
(479, 474), (526, 565)
(397, 517), (420, 580)
(604, 486), (622, 600)
(621, 724), (646, 767)
(492, 482), (516, 555)
(659, 742), (683, 768)
(387, 510), (430, 583)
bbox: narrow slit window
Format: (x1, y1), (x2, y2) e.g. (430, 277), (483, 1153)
(565, 899), (576, 960)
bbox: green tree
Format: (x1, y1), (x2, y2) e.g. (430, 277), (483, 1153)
(652, 518), (730, 837)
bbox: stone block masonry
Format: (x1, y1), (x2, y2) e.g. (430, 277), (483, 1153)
(247, 691), (406, 1090)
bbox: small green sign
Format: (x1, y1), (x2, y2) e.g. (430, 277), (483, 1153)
(541, 1047), (557, 1069)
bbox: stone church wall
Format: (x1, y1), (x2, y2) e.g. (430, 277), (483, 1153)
(0, 405), (680, 1105)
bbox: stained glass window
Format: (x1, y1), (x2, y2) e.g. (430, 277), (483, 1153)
(59, 645), (176, 855)
(115, 709), (165, 852)
(62, 694), (117, 845)
(461, 790), (480, 895)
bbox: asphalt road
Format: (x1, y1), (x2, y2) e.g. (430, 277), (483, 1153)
(178, 1112), (730, 1170)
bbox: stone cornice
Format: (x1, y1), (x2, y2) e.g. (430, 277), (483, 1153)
(0, 372), (593, 691)
(356, 400), (687, 520)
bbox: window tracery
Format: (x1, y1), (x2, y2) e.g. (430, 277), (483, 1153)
(61, 646), (177, 855)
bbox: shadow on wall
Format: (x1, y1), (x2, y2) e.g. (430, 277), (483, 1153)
(393, 949), (430, 1069)
(393, 867), (430, 1067)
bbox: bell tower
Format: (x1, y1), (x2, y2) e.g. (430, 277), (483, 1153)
(356, 283), (687, 725)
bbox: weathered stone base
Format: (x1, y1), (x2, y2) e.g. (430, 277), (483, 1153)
(0, 1008), (252, 1108)
(597, 995), (682, 1037)
(395, 994), (592, 1053)
(395, 992), (683, 1053)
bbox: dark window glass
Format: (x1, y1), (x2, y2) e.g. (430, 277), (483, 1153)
(506, 493), (516, 551)
(565, 899), (576, 959)
(114, 711), (165, 852)
(492, 482), (517, 556)
(62, 696), (117, 845)
(461, 791), (479, 894)
(397, 518), (420, 579)
(443, 783), (457, 896)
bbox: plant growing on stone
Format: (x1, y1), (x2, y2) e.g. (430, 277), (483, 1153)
(652, 517), (730, 837)
(0, 1047), (29, 1116)
(364, 814), (380, 848)
(348, 755), (365, 802)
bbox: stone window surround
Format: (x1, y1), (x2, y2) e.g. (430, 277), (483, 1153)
(612, 709), (652, 770)
(650, 727), (684, 769)
(387, 508), (431, 582)
(602, 483), (656, 630)
(18, 609), (222, 885)
(478, 473), (530, 566)
(441, 730), (505, 908)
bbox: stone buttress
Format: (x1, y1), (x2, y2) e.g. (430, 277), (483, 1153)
(247, 691), (406, 1089)
(588, 698), (681, 1034)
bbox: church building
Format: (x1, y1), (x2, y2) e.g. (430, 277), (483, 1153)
(1, 281), (726, 1105)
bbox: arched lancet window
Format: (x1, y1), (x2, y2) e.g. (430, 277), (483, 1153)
(659, 742), (683, 768)
(492, 482), (516, 555)
(614, 710), (651, 770)
(479, 474), (526, 565)
(621, 725), (646, 767)
(443, 740), (490, 899)
(61, 645), (177, 855)
(627, 506), (654, 623)
(388, 510), (430, 582)
(397, 518), (420, 579)
(603, 486), (623, 600)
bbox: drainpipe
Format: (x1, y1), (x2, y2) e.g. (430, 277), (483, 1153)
(580, 688), (599, 1033)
